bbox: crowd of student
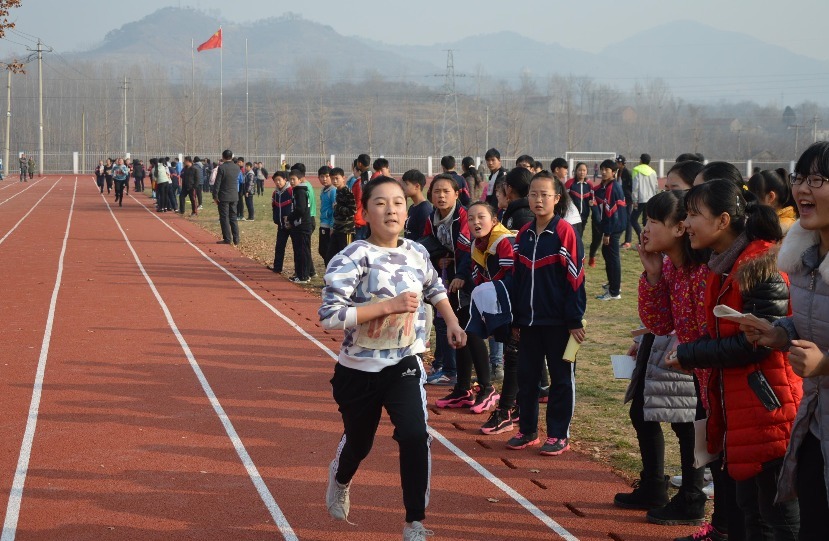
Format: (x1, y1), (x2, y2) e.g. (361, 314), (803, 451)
(310, 143), (829, 541)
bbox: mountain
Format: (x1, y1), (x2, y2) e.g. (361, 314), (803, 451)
(67, 9), (829, 104)
(73, 7), (441, 84)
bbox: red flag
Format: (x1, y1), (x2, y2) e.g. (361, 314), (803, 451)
(197, 28), (222, 52)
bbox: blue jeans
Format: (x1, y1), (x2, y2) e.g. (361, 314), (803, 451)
(433, 314), (456, 376)
(489, 338), (504, 368)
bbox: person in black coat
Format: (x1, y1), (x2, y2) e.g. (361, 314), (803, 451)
(211, 150), (240, 245)
(180, 156), (201, 216)
(287, 169), (312, 282)
(501, 167), (535, 232)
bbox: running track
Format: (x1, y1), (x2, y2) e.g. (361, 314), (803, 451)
(0, 176), (698, 540)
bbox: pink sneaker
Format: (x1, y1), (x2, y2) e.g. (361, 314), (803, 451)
(435, 389), (474, 409)
(539, 437), (570, 456)
(470, 386), (499, 414)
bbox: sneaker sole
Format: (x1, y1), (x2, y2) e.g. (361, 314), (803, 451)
(506, 438), (539, 450)
(480, 423), (514, 435)
(612, 498), (667, 511)
(646, 515), (705, 526)
(470, 393), (500, 414)
(539, 444), (570, 456)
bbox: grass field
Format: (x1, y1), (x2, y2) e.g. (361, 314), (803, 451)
(176, 187), (681, 482)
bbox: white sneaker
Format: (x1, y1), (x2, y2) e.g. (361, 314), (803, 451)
(326, 460), (351, 521)
(596, 292), (621, 301)
(402, 521), (434, 540)
(671, 468), (713, 488)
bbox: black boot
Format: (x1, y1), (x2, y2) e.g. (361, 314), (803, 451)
(614, 474), (669, 510)
(646, 488), (707, 526)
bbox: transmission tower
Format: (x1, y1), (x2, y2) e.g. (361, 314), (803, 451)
(440, 50), (461, 157)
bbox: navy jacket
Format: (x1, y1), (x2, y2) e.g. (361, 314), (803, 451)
(422, 202), (472, 288)
(503, 216), (586, 329)
(272, 186), (293, 228)
(288, 185), (312, 232)
(594, 181), (628, 235)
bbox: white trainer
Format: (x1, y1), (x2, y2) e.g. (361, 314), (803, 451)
(326, 460), (351, 522)
(402, 521), (434, 540)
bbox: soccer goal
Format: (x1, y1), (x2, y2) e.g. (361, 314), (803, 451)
(565, 152), (617, 177)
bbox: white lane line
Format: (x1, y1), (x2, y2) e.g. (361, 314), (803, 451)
(108, 191), (298, 541)
(1, 179), (77, 541)
(0, 178), (63, 247)
(128, 193), (580, 540)
(0, 177), (48, 206)
(0, 177), (44, 192)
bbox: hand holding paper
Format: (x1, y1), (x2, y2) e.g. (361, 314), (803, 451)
(712, 304), (773, 332)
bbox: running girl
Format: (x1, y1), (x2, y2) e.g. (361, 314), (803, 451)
(320, 176), (466, 540)
(504, 171), (586, 456)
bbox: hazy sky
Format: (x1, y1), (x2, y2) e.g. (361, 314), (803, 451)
(4, 0), (828, 61)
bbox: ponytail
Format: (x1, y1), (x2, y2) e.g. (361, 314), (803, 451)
(686, 179), (782, 243)
(744, 201), (783, 243)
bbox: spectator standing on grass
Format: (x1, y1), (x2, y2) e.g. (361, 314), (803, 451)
(318, 165), (335, 267)
(461, 157), (483, 200)
(352, 154), (371, 240)
(551, 157), (585, 228)
(747, 169), (798, 236)
(268, 171), (293, 274)
(440, 155), (471, 207)
(180, 156), (200, 216)
(595, 159), (628, 301)
(402, 169), (432, 241)
(328, 167), (356, 264)
(483, 148), (507, 208)
(287, 169), (312, 283)
(243, 162), (256, 221)
(502, 171), (586, 457)
(744, 142), (829, 541)
(320, 176), (466, 540)
(211, 150), (240, 245)
(663, 160), (704, 192)
(672, 179), (801, 541)
(293, 163), (317, 277)
(629, 153), (659, 247)
(372, 157), (390, 179)
(192, 157), (204, 209)
(616, 155), (634, 248)
(567, 162), (593, 238)
(613, 190), (709, 527)
(257, 161), (268, 196)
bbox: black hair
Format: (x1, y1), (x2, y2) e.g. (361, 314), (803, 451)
(373, 157), (389, 171)
(430, 173), (459, 193)
(184, 156), (192, 163)
(360, 175), (405, 209)
(530, 171), (571, 218)
(505, 167), (532, 198)
(318, 165), (332, 176)
(676, 152), (704, 163)
(599, 159), (617, 171)
(685, 179), (782, 243)
(356, 154), (371, 168)
(550, 157), (568, 170)
(533, 160), (544, 171)
(149, 158), (157, 166)
(795, 141), (829, 178)
(352, 158), (359, 168)
(330, 167), (345, 177)
(245, 161), (253, 168)
(484, 148), (501, 161)
(640, 153), (651, 165)
(401, 169), (427, 188)
(667, 160), (705, 189)
(468, 200), (498, 218)
(288, 169), (303, 179)
(292, 162), (306, 175)
(645, 190), (707, 266)
(516, 154), (534, 167)
(748, 170), (795, 213)
(440, 155), (456, 170)
(272, 171), (287, 180)
(700, 161), (744, 189)
(574, 162), (588, 176)
(193, 156), (201, 163)
(461, 156), (475, 171)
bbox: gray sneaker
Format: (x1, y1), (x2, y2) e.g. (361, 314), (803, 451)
(402, 521), (434, 540)
(326, 460), (351, 522)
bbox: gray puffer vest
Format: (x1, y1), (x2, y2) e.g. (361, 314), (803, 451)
(776, 221), (829, 504)
(625, 333), (697, 423)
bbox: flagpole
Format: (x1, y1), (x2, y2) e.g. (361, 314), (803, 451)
(245, 38), (249, 160)
(219, 26), (223, 153)
(191, 38), (195, 155)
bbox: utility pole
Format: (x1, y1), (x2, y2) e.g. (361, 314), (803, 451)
(789, 124), (805, 157)
(245, 38), (249, 160)
(4, 69), (10, 178)
(485, 105), (489, 151)
(37, 39), (43, 175)
(440, 50), (462, 157)
(122, 76), (128, 156)
(81, 107), (85, 173)
(812, 115), (821, 143)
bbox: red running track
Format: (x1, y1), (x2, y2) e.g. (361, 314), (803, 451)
(0, 176), (700, 540)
